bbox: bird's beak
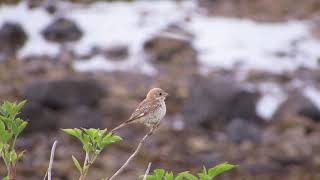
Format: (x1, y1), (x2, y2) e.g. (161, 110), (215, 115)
(164, 92), (169, 97)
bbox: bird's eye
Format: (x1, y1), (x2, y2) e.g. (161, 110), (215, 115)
(159, 93), (162, 96)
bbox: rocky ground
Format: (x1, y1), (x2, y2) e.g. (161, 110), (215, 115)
(0, 0), (320, 180)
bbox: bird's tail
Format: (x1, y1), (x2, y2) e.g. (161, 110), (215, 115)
(110, 122), (129, 133)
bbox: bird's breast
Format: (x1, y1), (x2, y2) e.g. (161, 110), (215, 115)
(144, 100), (166, 125)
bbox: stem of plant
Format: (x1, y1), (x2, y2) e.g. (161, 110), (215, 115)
(107, 127), (156, 180)
(143, 162), (152, 180)
(8, 164), (16, 180)
(47, 140), (58, 180)
(79, 152), (90, 180)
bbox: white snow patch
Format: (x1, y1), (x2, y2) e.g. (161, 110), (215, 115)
(303, 86), (320, 110)
(187, 17), (320, 73)
(0, 1), (320, 73)
(256, 82), (287, 120)
(0, 2), (59, 57)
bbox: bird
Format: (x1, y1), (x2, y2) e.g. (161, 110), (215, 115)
(111, 88), (168, 133)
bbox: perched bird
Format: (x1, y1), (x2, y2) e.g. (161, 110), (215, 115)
(111, 88), (168, 132)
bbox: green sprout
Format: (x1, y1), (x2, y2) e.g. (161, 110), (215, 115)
(143, 162), (237, 180)
(62, 128), (122, 180)
(0, 100), (28, 180)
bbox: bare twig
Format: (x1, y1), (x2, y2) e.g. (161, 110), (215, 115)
(108, 127), (155, 180)
(143, 162), (152, 180)
(43, 140), (58, 180)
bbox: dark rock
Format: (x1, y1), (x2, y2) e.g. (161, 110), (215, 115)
(226, 118), (262, 143)
(144, 29), (197, 66)
(183, 75), (261, 129)
(103, 45), (129, 61)
(0, 22), (27, 57)
(19, 101), (57, 133)
(271, 156), (307, 167)
(59, 106), (104, 128)
(245, 163), (283, 175)
(274, 92), (320, 122)
(24, 79), (105, 110)
(42, 17), (83, 43)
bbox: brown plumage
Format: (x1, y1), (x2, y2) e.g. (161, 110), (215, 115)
(111, 88), (168, 132)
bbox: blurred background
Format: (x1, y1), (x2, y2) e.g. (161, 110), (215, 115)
(0, 0), (320, 179)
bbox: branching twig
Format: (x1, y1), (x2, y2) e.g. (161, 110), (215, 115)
(107, 127), (156, 180)
(43, 140), (58, 180)
(143, 162), (152, 180)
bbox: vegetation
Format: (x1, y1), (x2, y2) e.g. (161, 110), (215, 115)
(143, 163), (237, 180)
(62, 128), (122, 180)
(0, 101), (28, 180)
(0, 100), (237, 180)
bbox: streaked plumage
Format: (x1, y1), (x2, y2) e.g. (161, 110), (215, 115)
(111, 88), (168, 132)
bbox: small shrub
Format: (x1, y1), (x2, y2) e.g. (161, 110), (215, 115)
(0, 100), (28, 180)
(62, 128), (122, 180)
(143, 162), (237, 180)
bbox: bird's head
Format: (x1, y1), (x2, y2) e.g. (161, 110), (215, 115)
(146, 88), (168, 101)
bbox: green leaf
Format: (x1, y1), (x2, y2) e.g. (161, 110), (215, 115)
(176, 172), (198, 180)
(17, 150), (26, 160)
(197, 173), (211, 180)
(208, 162), (236, 179)
(15, 119), (28, 136)
(62, 128), (82, 139)
(164, 171), (174, 180)
(3, 176), (8, 180)
(17, 100), (27, 112)
(0, 130), (13, 144)
(9, 150), (17, 162)
(72, 155), (83, 173)
(144, 175), (157, 180)
(154, 169), (165, 179)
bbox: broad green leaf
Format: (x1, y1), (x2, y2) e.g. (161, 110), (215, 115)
(72, 155), (83, 173)
(15, 120), (28, 136)
(208, 163), (236, 178)
(102, 134), (122, 145)
(176, 172), (198, 180)
(0, 131), (13, 144)
(62, 128), (82, 139)
(83, 128), (96, 138)
(154, 169), (165, 179)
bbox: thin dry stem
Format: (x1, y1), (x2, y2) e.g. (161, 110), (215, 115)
(143, 162), (152, 180)
(108, 127), (156, 180)
(48, 140), (58, 180)
(43, 140), (58, 180)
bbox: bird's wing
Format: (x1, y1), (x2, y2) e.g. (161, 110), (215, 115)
(125, 99), (160, 123)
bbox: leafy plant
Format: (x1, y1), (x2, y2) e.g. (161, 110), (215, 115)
(62, 128), (122, 180)
(143, 162), (236, 180)
(0, 100), (28, 180)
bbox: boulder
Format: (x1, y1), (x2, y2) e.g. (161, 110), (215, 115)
(24, 79), (105, 110)
(103, 45), (129, 61)
(274, 92), (320, 122)
(19, 101), (57, 133)
(226, 118), (262, 143)
(144, 27), (197, 67)
(183, 75), (261, 129)
(0, 22), (27, 57)
(42, 17), (83, 43)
